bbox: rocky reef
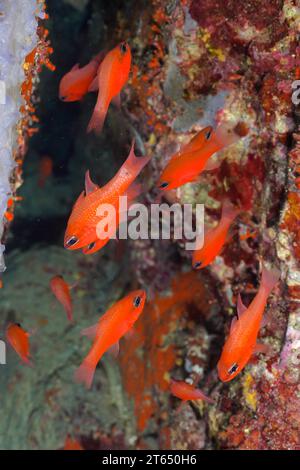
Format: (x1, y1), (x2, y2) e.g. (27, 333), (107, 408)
(0, 0), (299, 450)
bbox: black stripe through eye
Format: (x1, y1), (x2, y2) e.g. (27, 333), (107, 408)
(65, 236), (78, 247)
(133, 296), (141, 308)
(228, 363), (239, 375)
(120, 42), (127, 54)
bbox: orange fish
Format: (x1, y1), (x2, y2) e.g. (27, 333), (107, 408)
(171, 125), (213, 160)
(217, 265), (280, 382)
(158, 123), (246, 190)
(59, 52), (104, 102)
(6, 323), (32, 366)
(63, 435), (83, 450)
(75, 290), (146, 388)
(170, 379), (214, 403)
(64, 142), (150, 251)
(50, 275), (73, 322)
(192, 200), (240, 270)
(81, 175), (142, 255)
(38, 156), (53, 188)
(87, 42), (131, 134)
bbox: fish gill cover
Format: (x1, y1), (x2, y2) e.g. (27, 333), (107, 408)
(0, 0), (299, 452)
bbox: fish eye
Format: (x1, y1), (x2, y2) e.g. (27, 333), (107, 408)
(159, 182), (169, 189)
(15, 323), (22, 328)
(133, 296), (141, 308)
(88, 242), (95, 250)
(228, 363), (239, 375)
(120, 42), (128, 54)
(194, 261), (202, 269)
(65, 236), (79, 248)
(205, 130), (212, 140)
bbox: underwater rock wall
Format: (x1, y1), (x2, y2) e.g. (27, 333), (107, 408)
(116, 0), (300, 449)
(0, 0), (46, 272)
(1, 0), (300, 451)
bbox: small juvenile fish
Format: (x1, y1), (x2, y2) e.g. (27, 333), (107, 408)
(6, 323), (32, 366)
(59, 52), (104, 102)
(170, 379), (214, 403)
(217, 265), (281, 382)
(64, 142), (150, 251)
(192, 200), (240, 270)
(75, 290), (146, 389)
(158, 123), (246, 190)
(38, 155), (53, 188)
(87, 42), (131, 134)
(50, 275), (73, 322)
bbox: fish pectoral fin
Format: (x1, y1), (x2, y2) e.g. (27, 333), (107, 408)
(88, 75), (99, 92)
(112, 93), (121, 110)
(253, 342), (272, 356)
(80, 324), (99, 340)
(237, 293), (247, 318)
(108, 341), (120, 357)
(260, 315), (268, 329)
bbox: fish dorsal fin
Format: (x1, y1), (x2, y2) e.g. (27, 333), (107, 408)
(230, 316), (237, 332)
(85, 170), (99, 195)
(237, 293), (247, 318)
(80, 323), (98, 340)
(71, 63), (80, 72)
(88, 74), (99, 92)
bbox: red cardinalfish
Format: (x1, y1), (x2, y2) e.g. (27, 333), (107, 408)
(217, 265), (281, 382)
(64, 142), (150, 251)
(87, 42), (131, 134)
(50, 275), (73, 322)
(193, 200), (240, 270)
(158, 122), (247, 190)
(59, 52), (104, 102)
(81, 175), (142, 255)
(75, 290), (146, 389)
(170, 379), (214, 404)
(6, 323), (32, 366)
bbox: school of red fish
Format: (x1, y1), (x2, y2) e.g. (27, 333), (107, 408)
(7, 42), (281, 410)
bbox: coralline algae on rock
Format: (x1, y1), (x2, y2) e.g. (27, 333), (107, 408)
(0, 0), (44, 271)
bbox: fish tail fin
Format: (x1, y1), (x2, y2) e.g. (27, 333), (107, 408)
(261, 264), (281, 296)
(87, 106), (107, 134)
(123, 141), (151, 177)
(74, 359), (96, 389)
(222, 199), (240, 222)
(214, 121), (248, 148)
(22, 356), (34, 367)
(195, 389), (215, 404)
